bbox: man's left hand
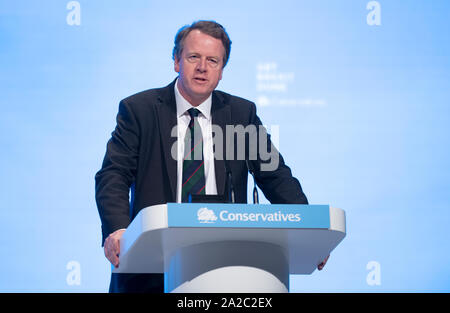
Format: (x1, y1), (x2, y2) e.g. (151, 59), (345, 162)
(317, 255), (330, 271)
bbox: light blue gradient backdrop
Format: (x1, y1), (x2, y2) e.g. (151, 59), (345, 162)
(0, 0), (449, 292)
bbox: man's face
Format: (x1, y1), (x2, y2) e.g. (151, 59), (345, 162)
(174, 30), (225, 106)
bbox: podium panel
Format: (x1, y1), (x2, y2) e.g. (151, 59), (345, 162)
(166, 241), (289, 293)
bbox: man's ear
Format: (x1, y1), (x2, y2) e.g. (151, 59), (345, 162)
(174, 55), (180, 73)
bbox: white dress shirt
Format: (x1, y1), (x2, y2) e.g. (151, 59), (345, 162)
(174, 79), (218, 203)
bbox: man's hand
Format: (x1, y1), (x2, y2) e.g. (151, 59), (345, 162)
(317, 255), (330, 271)
(104, 229), (126, 268)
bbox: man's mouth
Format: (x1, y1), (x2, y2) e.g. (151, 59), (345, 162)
(194, 77), (207, 83)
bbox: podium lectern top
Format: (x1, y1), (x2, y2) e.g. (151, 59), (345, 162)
(114, 203), (346, 275)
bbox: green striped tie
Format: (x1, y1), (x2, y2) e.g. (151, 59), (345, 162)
(181, 108), (206, 202)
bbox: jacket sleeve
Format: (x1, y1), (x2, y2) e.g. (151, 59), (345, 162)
(95, 99), (140, 245)
(247, 103), (308, 205)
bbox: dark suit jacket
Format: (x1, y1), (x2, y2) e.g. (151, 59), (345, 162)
(95, 79), (308, 244)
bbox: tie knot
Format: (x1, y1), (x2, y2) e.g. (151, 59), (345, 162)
(187, 108), (201, 119)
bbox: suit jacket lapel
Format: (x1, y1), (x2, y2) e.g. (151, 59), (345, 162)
(211, 91), (231, 196)
(155, 80), (178, 202)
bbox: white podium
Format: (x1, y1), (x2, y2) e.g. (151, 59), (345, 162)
(113, 203), (346, 293)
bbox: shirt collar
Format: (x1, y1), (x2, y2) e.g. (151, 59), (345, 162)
(174, 78), (212, 121)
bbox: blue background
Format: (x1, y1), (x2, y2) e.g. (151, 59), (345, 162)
(0, 0), (449, 292)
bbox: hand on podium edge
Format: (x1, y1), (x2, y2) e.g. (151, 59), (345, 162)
(317, 255), (330, 271)
(104, 228), (126, 268)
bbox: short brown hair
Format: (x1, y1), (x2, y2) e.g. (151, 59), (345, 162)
(172, 20), (232, 68)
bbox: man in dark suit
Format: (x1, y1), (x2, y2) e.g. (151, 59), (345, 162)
(95, 20), (317, 293)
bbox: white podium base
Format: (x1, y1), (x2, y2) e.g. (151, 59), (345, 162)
(171, 266), (288, 293)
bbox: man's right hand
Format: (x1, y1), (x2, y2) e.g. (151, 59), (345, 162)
(104, 229), (126, 268)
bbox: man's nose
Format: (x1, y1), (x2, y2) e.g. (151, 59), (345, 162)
(196, 58), (207, 72)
